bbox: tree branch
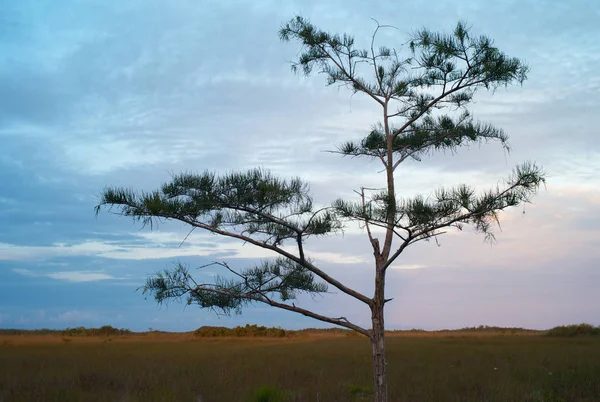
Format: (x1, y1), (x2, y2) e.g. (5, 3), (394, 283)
(317, 43), (386, 106)
(191, 285), (371, 337)
(174, 215), (373, 306)
(391, 78), (487, 139)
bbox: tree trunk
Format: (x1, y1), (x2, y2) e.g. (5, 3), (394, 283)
(371, 305), (388, 402)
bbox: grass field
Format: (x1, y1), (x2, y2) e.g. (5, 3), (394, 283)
(1, 330), (599, 402)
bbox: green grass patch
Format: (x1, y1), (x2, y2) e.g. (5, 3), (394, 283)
(249, 385), (287, 402)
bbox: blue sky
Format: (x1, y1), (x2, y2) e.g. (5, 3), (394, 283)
(1, 0), (599, 331)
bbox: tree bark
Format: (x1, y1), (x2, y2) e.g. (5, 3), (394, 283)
(371, 303), (388, 402)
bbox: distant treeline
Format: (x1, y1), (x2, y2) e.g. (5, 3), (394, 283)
(194, 324), (287, 338)
(0, 325), (132, 337)
(544, 324), (600, 337)
(1, 323), (598, 337)
(392, 324), (600, 337)
(418, 325), (540, 334)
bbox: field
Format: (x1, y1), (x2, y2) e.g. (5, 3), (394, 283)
(1, 330), (599, 401)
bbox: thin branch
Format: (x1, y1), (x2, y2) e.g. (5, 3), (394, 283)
(230, 203), (302, 235)
(409, 181), (527, 241)
(355, 187), (377, 247)
(178, 226), (196, 247)
(316, 43), (385, 107)
(302, 206), (336, 232)
(381, 236), (413, 272)
(391, 77), (488, 139)
(175, 215), (373, 306)
(370, 19), (385, 95)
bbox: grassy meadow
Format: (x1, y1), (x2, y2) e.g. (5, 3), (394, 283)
(1, 326), (599, 401)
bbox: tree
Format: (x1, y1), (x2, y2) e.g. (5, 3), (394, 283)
(96, 16), (545, 402)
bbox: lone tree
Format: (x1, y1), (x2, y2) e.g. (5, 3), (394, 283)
(97, 16), (545, 402)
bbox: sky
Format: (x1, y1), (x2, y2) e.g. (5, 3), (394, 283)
(1, 0), (599, 332)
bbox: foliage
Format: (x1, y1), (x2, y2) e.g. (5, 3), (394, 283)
(349, 384), (373, 400)
(0, 326), (131, 337)
(0, 328), (61, 336)
(438, 325), (532, 333)
(97, 168), (340, 244)
(141, 260), (328, 317)
(249, 386), (287, 402)
(194, 324), (287, 338)
(97, 169), (355, 329)
(545, 324), (600, 337)
(62, 326), (132, 337)
(334, 161), (544, 244)
(279, 16), (528, 160)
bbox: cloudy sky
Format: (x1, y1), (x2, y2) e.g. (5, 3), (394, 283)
(1, 0), (598, 332)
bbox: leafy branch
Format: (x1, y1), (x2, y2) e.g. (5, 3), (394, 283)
(141, 260), (369, 336)
(96, 168), (372, 306)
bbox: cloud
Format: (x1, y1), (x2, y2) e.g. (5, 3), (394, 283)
(11, 268), (38, 277)
(0, 237), (234, 262)
(389, 264), (429, 270)
(12, 268), (119, 283)
(46, 272), (117, 283)
(0, 196), (17, 205)
(54, 310), (100, 323)
(308, 251), (368, 265)
(1, 231), (370, 266)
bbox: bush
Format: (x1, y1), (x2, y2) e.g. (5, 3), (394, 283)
(193, 326), (230, 337)
(349, 384), (372, 400)
(249, 386), (286, 402)
(194, 324), (286, 338)
(545, 324), (600, 337)
(62, 326), (132, 337)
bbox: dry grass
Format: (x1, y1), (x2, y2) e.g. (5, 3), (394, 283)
(1, 332), (599, 401)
